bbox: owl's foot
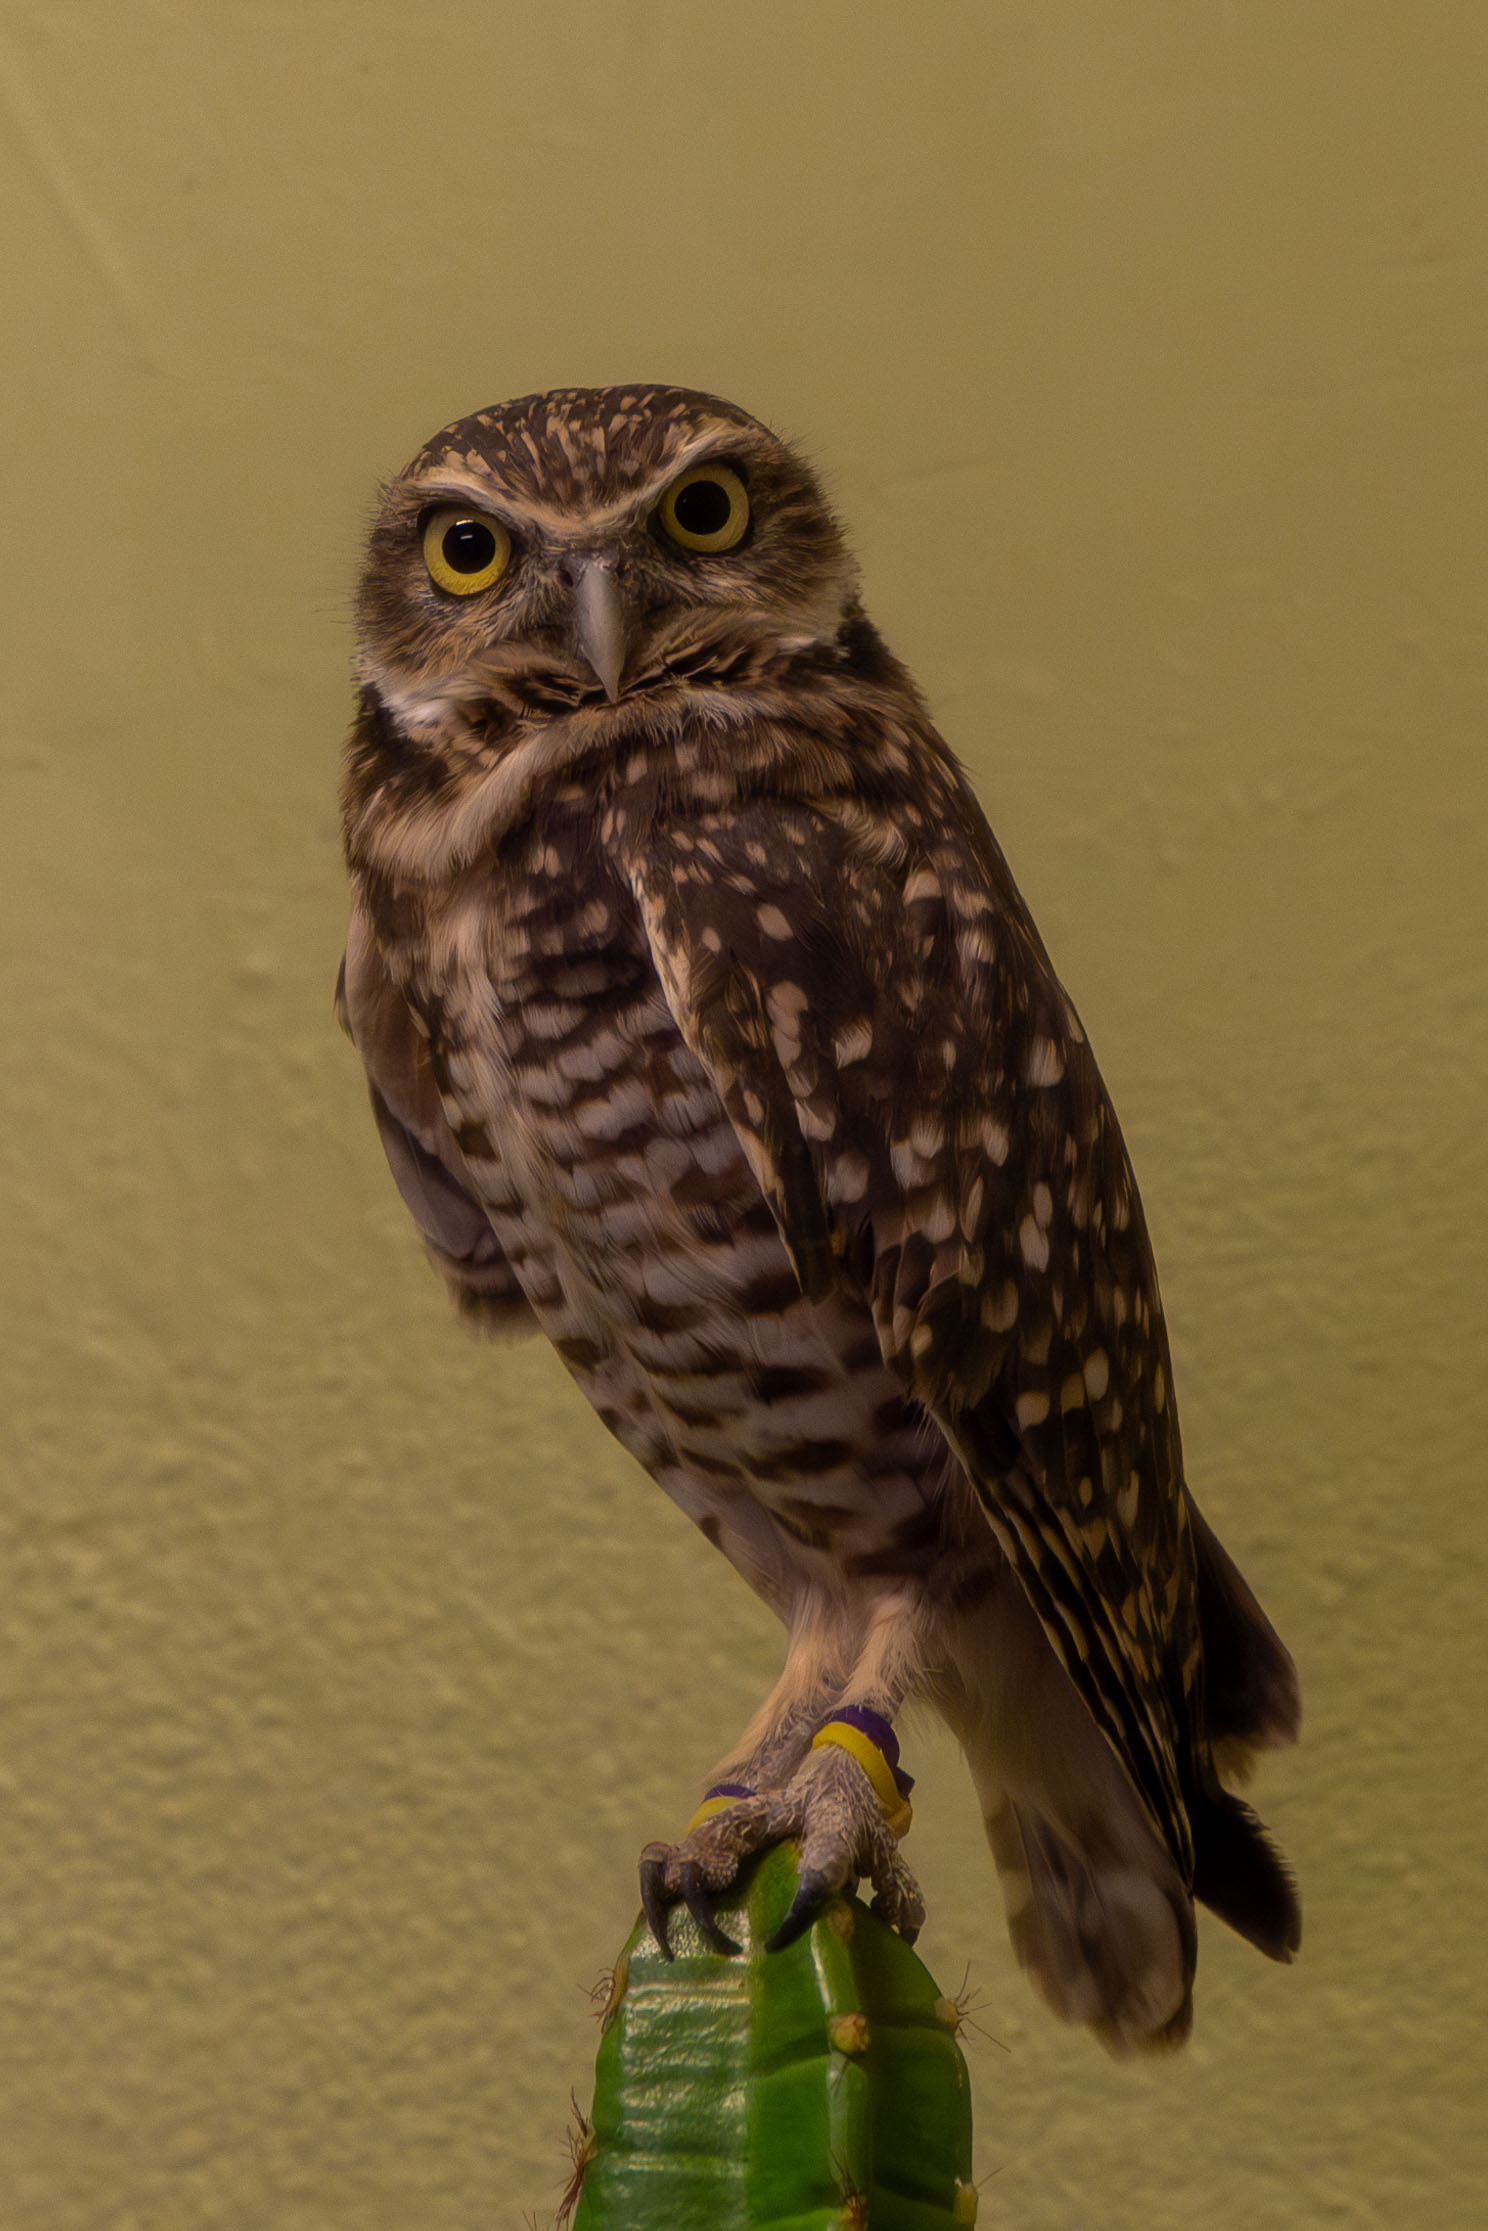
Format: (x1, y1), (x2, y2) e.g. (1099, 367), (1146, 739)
(762, 1736), (925, 1950)
(638, 1733), (924, 1958)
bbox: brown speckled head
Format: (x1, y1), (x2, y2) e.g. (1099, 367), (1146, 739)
(407, 385), (774, 509)
(354, 384), (859, 730)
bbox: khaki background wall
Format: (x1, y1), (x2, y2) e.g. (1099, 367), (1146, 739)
(1, 3), (1484, 2225)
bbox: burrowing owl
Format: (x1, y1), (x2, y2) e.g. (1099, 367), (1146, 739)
(338, 385), (1299, 2051)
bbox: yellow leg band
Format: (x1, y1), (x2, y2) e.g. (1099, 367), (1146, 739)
(812, 1722), (914, 1840)
(687, 1792), (746, 1835)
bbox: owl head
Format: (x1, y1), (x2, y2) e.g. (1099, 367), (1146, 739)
(355, 386), (859, 728)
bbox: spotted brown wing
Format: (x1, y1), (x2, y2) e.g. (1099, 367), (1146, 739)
(337, 908), (536, 1329)
(622, 774), (1198, 1867)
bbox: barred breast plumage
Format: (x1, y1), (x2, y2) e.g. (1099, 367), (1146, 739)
(344, 786), (967, 1603)
(338, 384), (1300, 2053)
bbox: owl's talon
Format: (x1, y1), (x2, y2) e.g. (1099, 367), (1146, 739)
(764, 1871), (833, 1952)
(871, 1891), (921, 1946)
(776, 1737), (926, 1945)
(638, 1846), (676, 1959)
(680, 1861), (742, 1955)
(864, 1832), (927, 1943)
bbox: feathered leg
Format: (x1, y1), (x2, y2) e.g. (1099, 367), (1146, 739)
(639, 1583), (927, 1955)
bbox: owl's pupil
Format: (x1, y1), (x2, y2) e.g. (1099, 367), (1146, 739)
(442, 519), (498, 573)
(673, 479), (733, 537)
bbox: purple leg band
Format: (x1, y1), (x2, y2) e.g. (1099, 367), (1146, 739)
(819, 1706), (915, 1797)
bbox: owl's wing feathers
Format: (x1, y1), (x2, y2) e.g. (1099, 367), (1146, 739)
(624, 773), (1251, 1892)
(337, 910), (536, 1330)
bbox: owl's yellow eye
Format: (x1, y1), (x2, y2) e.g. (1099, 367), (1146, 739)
(656, 464), (750, 553)
(421, 506), (512, 596)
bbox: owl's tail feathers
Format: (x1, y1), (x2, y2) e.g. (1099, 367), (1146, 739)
(1189, 1782), (1302, 1962)
(981, 1782), (1301, 2058)
(982, 1794), (1196, 2056)
(933, 1577), (1200, 2055)
(1187, 1491), (1301, 1770)
(1181, 1492), (1301, 1957)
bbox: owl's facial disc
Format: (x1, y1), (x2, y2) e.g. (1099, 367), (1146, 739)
(360, 389), (858, 725)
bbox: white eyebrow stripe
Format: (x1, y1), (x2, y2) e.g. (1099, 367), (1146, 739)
(404, 428), (753, 537)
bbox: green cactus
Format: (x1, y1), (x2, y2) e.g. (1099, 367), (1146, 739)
(568, 1845), (976, 2231)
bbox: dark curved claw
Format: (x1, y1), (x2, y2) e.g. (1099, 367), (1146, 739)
(871, 1893), (920, 1945)
(764, 1868), (835, 1952)
(679, 1861), (742, 1956)
(639, 1852), (675, 1959)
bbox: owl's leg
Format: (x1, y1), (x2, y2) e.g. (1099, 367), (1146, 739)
(638, 1586), (927, 1956)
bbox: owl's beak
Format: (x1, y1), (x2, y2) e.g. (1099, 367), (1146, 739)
(570, 556), (629, 703)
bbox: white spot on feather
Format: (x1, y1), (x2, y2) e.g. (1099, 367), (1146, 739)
(555, 1037), (613, 1084)
(797, 1099), (837, 1142)
(1025, 1037), (1064, 1087)
(980, 1116), (1010, 1166)
(890, 1139), (924, 1188)
(921, 1195), (957, 1244)
(1018, 1215), (1050, 1272)
(830, 1151), (870, 1204)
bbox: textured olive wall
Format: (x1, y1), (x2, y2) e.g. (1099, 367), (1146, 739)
(2, 4), (1484, 2225)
